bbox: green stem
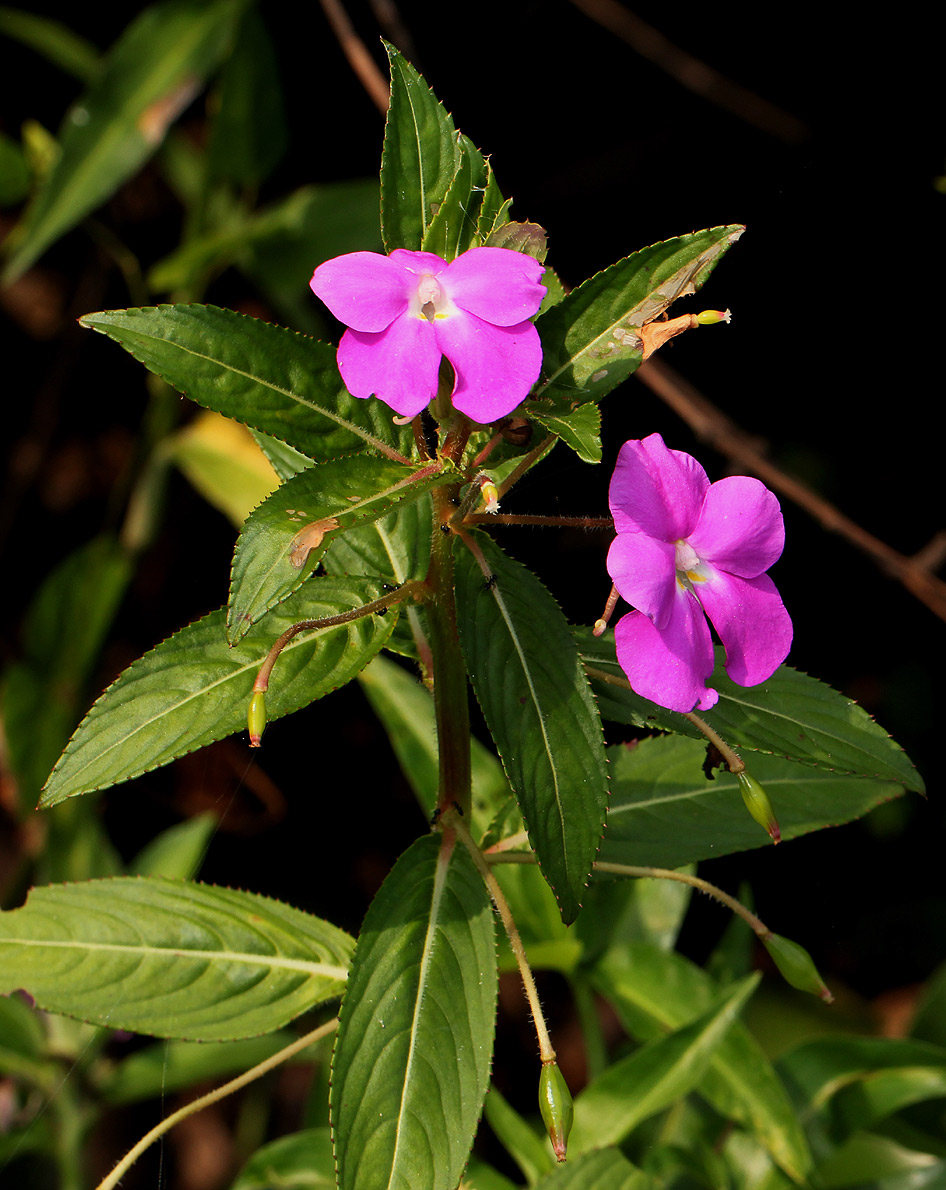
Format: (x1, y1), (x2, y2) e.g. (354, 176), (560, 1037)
(426, 485), (472, 817)
(465, 513), (614, 529)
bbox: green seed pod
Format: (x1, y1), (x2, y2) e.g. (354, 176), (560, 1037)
(762, 931), (834, 1002)
(737, 770), (781, 844)
(695, 308), (732, 325)
(247, 690), (267, 748)
(539, 1060), (573, 1162)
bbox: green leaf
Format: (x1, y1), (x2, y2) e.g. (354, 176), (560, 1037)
(381, 44), (460, 252)
(531, 225), (742, 408)
(483, 1082), (555, 1185)
(227, 456), (451, 642)
(322, 497), (432, 660)
(207, 5), (285, 185)
(0, 6), (100, 82)
(602, 735), (910, 868)
(0, 878), (352, 1041)
(780, 1037), (946, 1143)
(357, 654), (511, 836)
(0, 130), (31, 206)
(455, 533), (608, 924)
(570, 974), (759, 1153)
(476, 162), (510, 243)
(592, 942), (812, 1181)
(2, 0), (244, 281)
(330, 834), (497, 1190)
(103, 1032), (296, 1104)
(231, 1128), (335, 1189)
(463, 1157), (521, 1190)
(241, 179), (382, 333)
(533, 1147), (652, 1189)
(79, 305), (412, 464)
(127, 812), (217, 879)
(531, 400), (602, 463)
(1, 534), (132, 804)
(42, 575), (396, 805)
(817, 1135), (946, 1190)
(422, 132), (488, 260)
(580, 633), (923, 790)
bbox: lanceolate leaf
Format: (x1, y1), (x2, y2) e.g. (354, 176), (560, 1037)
(42, 576), (396, 805)
(0, 878), (352, 1041)
(331, 834), (497, 1190)
(602, 735), (908, 868)
(422, 133), (488, 261)
(533, 1147), (650, 1189)
(381, 44), (461, 252)
(228, 456), (452, 642)
(79, 305), (412, 463)
(592, 943), (811, 1182)
(455, 533), (608, 924)
(231, 1128), (335, 1190)
(779, 1036), (946, 1131)
(531, 226), (743, 408)
(580, 632), (923, 791)
(569, 975), (760, 1154)
(3, 0), (244, 282)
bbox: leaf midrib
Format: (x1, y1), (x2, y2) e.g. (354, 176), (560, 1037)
(0, 936), (347, 979)
(85, 315), (399, 460)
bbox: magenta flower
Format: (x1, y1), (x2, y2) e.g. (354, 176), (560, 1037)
(606, 434), (792, 713)
(310, 246), (546, 423)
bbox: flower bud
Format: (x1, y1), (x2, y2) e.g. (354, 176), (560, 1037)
(761, 931), (834, 1002)
(247, 691), (267, 748)
(538, 1060), (573, 1162)
(479, 475), (500, 514)
(737, 770), (781, 844)
(696, 309), (732, 325)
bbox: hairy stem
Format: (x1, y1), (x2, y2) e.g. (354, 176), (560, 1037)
(253, 581), (424, 693)
(451, 813), (555, 1062)
(95, 1020), (338, 1190)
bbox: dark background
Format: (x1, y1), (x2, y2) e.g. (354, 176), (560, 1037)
(2, 0), (944, 1011)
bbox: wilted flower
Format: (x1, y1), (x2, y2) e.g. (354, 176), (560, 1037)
(607, 434), (792, 712)
(310, 246), (546, 423)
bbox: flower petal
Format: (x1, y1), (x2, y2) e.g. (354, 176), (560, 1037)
(443, 247), (546, 327)
(435, 311), (543, 423)
(389, 248), (449, 275)
(606, 533), (677, 630)
(609, 434), (709, 542)
(613, 590), (718, 713)
(696, 567), (792, 687)
(336, 316), (442, 418)
(310, 251), (412, 333)
(687, 476), (785, 578)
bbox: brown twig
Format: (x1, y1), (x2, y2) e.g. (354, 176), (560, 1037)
(319, 0), (390, 115)
(637, 356), (946, 623)
(567, 0), (808, 145)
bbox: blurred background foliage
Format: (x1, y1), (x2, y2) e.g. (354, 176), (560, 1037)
(0, 2), (944, 1187)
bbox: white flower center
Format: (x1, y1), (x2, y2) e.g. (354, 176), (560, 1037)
(412, 274), (455, 323)
(674, 539), (706, 588)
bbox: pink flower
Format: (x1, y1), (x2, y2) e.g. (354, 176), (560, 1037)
(310, 247), (546, 423)
(606, 434), (792, 713)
